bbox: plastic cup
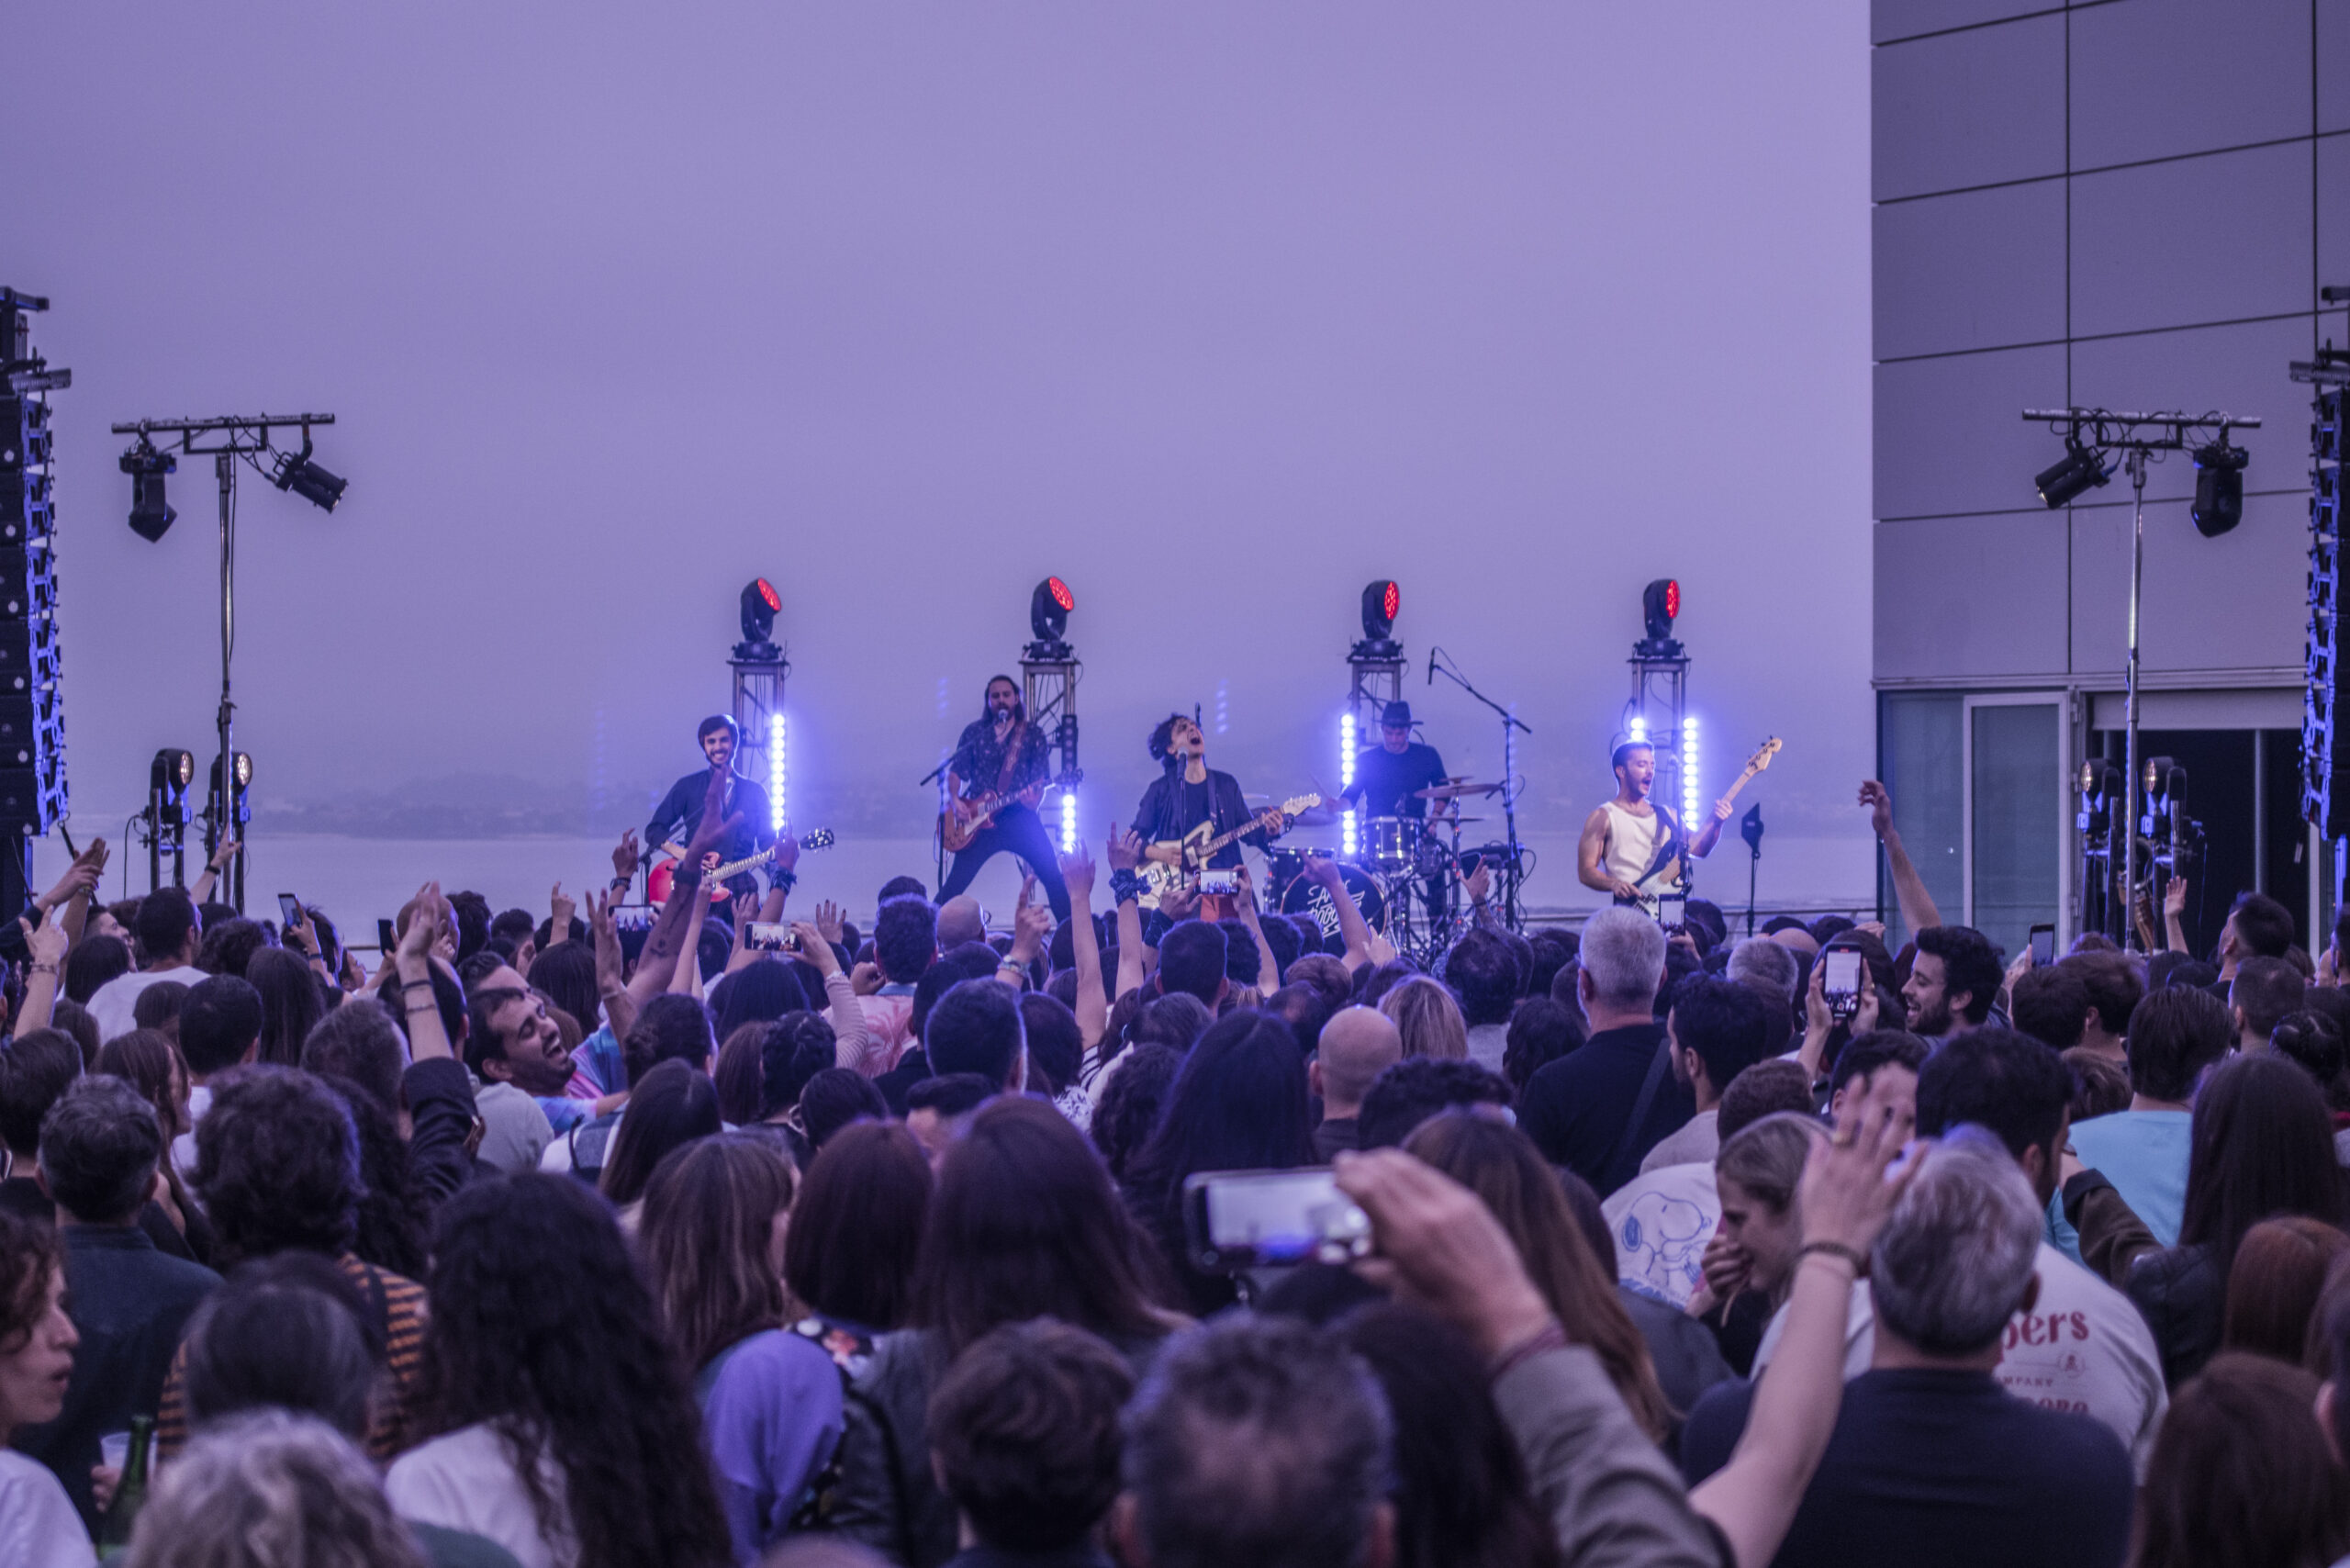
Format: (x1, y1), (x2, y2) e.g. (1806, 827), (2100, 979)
(99, 1431), (129, 1472)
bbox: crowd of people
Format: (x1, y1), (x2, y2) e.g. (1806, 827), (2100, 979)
(2, 767), (2349, 1568)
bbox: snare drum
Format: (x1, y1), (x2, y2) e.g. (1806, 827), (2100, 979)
(1364, 817), (1418, 876)
(1280, 863), (1389, 939)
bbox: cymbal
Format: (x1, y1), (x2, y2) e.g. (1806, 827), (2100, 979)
(1416, 780), (1501, 800)
(1445, 816), (1488, 825)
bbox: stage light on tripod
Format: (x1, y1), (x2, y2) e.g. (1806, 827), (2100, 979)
(1339, 711), (1359, 858)
(269, 448), (346, 512)
(741, 579), (781, 647)
(151, 748), (195, 794)
(2191, 441), (2247, 537)
(2034, 439), (2112, 508)
(1642, 579), (1679, 644)
(1680, 714), (1700, 829)
(1360, 581), (1400, 642)
(119, 440), (177, 542)
(769, 712), (787, 837)
(1058, 789), (1077, 855)
(1030, 577), (1075, 643)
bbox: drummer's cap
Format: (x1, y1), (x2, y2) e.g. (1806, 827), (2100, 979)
(1380, 701), (1414, 730)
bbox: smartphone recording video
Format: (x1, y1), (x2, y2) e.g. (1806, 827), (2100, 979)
(1196, 869), (1239, 898)
(277, 893), (303, 932)
(376, 917), (397, 953)
(1181, 1168), (1371, 1272)
(611, 905), (657, 933)
(1822, 947), (1863, 1021)
(747, 921), (800, 953)
(2030, 924), (2055, 967)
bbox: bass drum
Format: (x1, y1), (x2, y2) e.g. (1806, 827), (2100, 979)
(1279, 864), (1389, 944)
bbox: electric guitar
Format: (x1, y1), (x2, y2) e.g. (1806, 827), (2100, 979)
(1627, 737), (1782, 920)
(646, 828), (837, 906)
(1137, 796), (1320, 911)
(940, 783), (1046, 854)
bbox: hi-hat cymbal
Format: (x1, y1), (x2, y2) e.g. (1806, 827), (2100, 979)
(1416, 780), (1502, 800)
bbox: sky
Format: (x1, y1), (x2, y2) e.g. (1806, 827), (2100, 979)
(6, 3), (1874, 908)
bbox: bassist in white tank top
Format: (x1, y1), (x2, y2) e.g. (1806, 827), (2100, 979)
(1577, 739), (1730, 904)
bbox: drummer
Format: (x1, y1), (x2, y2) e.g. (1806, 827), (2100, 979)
(1321, 700), (1454, 829)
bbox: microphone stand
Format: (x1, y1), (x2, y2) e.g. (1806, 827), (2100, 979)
(1429, 652), (1533, 928)
(919, 757), (951, 890)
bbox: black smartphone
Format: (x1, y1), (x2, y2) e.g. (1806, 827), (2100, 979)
(377, 917), (397, 953)
(277, 893), (303, 932)
(2030, 923), (2055, 967)
(746, 921), (800, 954)
(1822, 947), (1863, 1021)
(1181, 1168), (1371, 1272)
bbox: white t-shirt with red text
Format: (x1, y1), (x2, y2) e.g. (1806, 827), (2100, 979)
(1752, 1241), (2167, 1477)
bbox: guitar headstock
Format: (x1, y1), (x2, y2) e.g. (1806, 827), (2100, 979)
(1275, 795), (1319, 820)
(1748, 737), (1783, 773)
(799, 828), (836, 851)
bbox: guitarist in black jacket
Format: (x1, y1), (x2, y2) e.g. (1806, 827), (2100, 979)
(1132, 713), (1274, 874)
(937, 676), (1070, 921)
(644, 715), (777, 901)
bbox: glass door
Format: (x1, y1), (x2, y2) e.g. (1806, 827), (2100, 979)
(1964, 695), (2065, 962)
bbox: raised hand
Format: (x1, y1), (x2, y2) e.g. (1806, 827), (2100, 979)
(1463, 864), (1493, 905)
(1158, 885), (1200, 922)
(208, 836), (242, 873)
(22, 915), (65, 970)
(397, 884), (442, 966)
(792, 920), (840, 977)
(1302, 853), (1343, 890)
(1799, 1067), (1921, 1260)
(283, 906), (319, 958)
(551, 883), (576, 936)
(1857, 780), (1893, 839)
(774, 830), (800, 878)
(686, 768), (740, 862)
(1010, 875), (1051, 964)
(612, 829), (642, 883)
(1232, 863), (1258, 911)
(1060, 842), (1097, 901)
(1107, 826), (1143, 873)
(814, 899), (844, 945)
(733, 891), (757, 930)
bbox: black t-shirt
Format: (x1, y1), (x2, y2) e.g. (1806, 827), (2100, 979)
(1342, 741), (1449, 821)
(1681, 1368), (2132, 1568)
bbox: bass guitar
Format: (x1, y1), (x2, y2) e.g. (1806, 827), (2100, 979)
(1627, 737), (1782, 921)
(646, 828), (837, 906)
(1137, 796), (1320, 912)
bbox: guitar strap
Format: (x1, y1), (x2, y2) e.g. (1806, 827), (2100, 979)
(1606, 1037), (1675, 1183)
(990, 722), (1026, 800)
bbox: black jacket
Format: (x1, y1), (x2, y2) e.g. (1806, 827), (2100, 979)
(2123, 1242), (2222, 1390)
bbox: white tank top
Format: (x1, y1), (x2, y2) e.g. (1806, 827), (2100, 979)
(1603, 800), (1666, 887)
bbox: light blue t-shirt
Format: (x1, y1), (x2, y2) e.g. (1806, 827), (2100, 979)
(2070, 1109), (2194, 1248)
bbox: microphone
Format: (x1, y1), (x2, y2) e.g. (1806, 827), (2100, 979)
(1426, 649), (1436, 686)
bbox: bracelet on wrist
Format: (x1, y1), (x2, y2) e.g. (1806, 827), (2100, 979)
(28, 963), (57, 976)
(400, 979), (435, 991)
(1797, 1240), (1869, 1276)
(1487, 1319), (1567, 1383)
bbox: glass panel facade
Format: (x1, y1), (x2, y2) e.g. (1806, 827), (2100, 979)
(1971, 701), (2059, 962)
(1879, 692), (1964, 951)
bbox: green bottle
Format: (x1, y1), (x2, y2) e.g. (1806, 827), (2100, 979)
(97, 1414), (152, 1552)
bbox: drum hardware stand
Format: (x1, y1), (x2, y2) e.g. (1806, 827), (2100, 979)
(1740, 803), (1763, 936)
(1428, 649), (1532, 930)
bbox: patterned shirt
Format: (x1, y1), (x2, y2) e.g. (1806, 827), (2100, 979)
(949, 716), (1048, 802)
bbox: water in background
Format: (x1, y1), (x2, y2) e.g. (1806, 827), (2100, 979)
(44, 827), (1875, 946)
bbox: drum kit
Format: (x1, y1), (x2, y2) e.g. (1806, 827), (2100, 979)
(1262, 777), (1524, 958)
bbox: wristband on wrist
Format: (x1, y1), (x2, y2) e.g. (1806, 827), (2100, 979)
(609, 877), (631, 890)
(1796, 1240), (1869, 1276)
(1109, 868), (1143, 904)
(1487, 1319), (1567, 1383)
(774, 870), (798, 892)
(28, 963), (57, 976)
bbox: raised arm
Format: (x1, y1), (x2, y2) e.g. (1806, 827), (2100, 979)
(1302, 854), (1376, 974)
(627, 770), (737, 1014)
(1231, 863), (1278, 989)
(588, 887), (639, 1046)
(392, 883), (454, 1063)
(1688, 796), (1731, 860)
(1860, 780), (1941, 935)
(189, 835), (239, 906)
(1108, 826), (1147, 1002)
(1060, 843), (1107, 1050)
(34, 839), (105, 946)
(15, 916), (65, 1035)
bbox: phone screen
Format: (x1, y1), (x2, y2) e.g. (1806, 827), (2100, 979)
(376, 917), (397, 952)
(277, 894), (303, 931)
(747, 921), (799, 953)
(1183, 1168), (1371, 1271)
(1197, 869), (1238, 897)
(1822, 948), (1863, 997)
(612, 905), (657, 933)
(2030, 924), (2056, 967)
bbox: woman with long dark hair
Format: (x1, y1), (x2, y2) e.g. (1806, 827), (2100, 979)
(831, 1098), (1170, 1568)
(597, 1058), (722, 1219)
(1124, 1009), (1315, 1314)
(387, 1172), (732, 1568)
(641, 1135), (843, 1564)
(1405, 1110), (1675, 1441)
(0, 1211), (89, 1566)
(2098, 1054), (2350, 1387)
(247, 946), (327, 1069)
(1341, 1304), (1564, 1568)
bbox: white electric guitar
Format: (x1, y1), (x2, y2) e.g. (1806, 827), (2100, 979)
(1628, 737), (1781, 920)
(1137, 795), (1321, 913)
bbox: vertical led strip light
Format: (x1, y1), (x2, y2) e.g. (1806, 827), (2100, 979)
(1058, 788), (1077, 855)
(769, 712), (788, 837)
(1339, 711), (1359, 857)
(1680, 714), (1699, 830)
